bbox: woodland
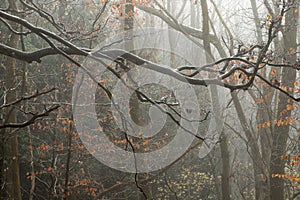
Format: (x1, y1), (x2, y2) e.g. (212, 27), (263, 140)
(0, 0), (300, 199)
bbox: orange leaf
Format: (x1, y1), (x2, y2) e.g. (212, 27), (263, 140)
(256, 99), (264, 103)
(266, 13), (271, 21)
(271, 69), (277, 75)
(286, 104), (293, 111)
(257, 124), (261, 130)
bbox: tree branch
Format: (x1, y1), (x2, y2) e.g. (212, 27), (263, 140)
(0, 88), (57, 109)
(0, 43), (88, 63)
(0, 105), (60, 129)
(136, 4), (227, 57)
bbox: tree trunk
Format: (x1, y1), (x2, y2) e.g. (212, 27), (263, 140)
(250, 0), (263, 44)
(125, 0), (141, 127)
(220, 132), (231, 200)
(3, 0), (21, 199)
(124, 1), (152, 199)
(200, 1), (224, 199)
(231, 92), (267, 200)
(270, 3), (299, 200)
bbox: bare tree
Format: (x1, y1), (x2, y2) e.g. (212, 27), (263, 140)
(0, 0), (300, 199)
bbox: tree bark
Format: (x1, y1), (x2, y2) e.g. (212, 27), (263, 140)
(250, 0), (263, 44)
(231, 91), (268, 200)
(270, 3), (299, 200)
(3, 0), (22, 199)
(220, 132), (231, 200)
(200, 1), (224, 199)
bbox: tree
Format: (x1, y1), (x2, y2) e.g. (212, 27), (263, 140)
(0, 0), (300, 199)
(2, 1), (22, 199)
